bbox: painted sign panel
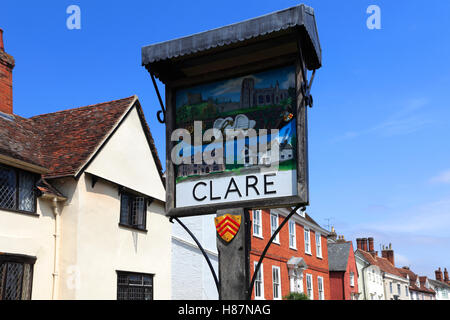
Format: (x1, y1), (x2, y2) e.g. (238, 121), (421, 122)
(172, 65), (299, 210)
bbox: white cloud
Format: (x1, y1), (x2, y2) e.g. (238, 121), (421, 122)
(430, 169), (450, 184)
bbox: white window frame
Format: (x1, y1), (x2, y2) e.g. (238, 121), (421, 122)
(288, 220), (296, 249)
(315, 232), (322, 258)
(304, 228), (311, 255)
(252, 210), (263, 238)
(254, 262), (264, 300)
(270, 211), (279, 244)
(350, 272), (355, 287)
(306, 273), (314, 300)
(317, 276), (325, 300)
(272, 266), (281, 300)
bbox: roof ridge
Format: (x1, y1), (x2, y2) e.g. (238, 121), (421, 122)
(29, 95), (136, 119)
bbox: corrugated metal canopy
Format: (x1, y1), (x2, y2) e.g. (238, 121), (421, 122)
(141, 4), (321, 72)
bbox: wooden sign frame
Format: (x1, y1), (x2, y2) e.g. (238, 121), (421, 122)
(142, 4), (321, 217)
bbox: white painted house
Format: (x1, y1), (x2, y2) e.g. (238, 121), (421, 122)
(0, 42), (170, 300)
(171, 215), (219, 300)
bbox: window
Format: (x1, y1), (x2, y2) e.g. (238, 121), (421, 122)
(272, 266), (281, 300)
(0, 165), (36, 214)
(390, 282), (393, 293)
(254, 262), (264, 299)
(405, 286), (409, 297)
(253, 210), (262, 238)
(315, 232), (322, 258)
(397, 283), (401, 295)
(117, 271), (153, 300)
(304, 228), (311, 254)
(317, 276), (325, 300)
(120, 192), (147, 230)
(288, 220), (296, 249)
(306, 274), (313, 299)
(270, 211), (279, 243)
(350, 272), (355, 287)
(0, 254), (36, 300)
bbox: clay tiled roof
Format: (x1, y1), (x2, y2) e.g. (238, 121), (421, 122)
(0, 96), (164, 181)
(356, 249), (404, 277)
(397, 267), (436, 294)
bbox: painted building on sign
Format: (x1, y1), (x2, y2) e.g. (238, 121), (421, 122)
(0, 30), (170, 300)
(249, 208), (330, 300)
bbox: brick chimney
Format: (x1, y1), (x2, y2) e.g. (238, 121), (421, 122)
(381, 243), (395, 266)
(361, 238), (368, 251)
(0, 28), (15, 114)
(368, 237), (374, 252)
(435, 267), (443, 282)
(445, 268), (449, 283)
(356, 238), (362, 250)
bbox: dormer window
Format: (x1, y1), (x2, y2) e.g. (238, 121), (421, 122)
(0, 165), (37, 214)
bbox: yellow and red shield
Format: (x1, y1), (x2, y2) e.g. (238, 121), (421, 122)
(214, 214), (241, 243)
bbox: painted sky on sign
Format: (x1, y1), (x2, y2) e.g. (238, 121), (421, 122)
(2, 0), (450, 279)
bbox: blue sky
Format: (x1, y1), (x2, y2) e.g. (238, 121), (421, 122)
(2, 1), (450, 278)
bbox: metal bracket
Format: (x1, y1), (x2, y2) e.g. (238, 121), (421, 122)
(247, 205), (304, 300)
(149, 70), (166, 124)
(169, 216), (220, 295)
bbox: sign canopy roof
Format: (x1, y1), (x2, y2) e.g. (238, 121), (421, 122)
(142, 4), (322, 84)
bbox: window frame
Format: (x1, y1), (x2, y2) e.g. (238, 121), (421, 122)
(317, 276), (325, 300)
(0, 253), (36, 300)
(252, 209), (263, 238)
(0, 164), (38, 215)
(272, 266), (281, 300)
(119, 191), (148, 231)
(350, 272), (355, 287)
(288, 219), (296, 250)
(253, 262), (264, 300)
(304, 228), (311, 255)
(315, 232), (322, 258)
(116, 270), (154, 300)
(270, 211), (279, 244)
(306, 273), (314, 300)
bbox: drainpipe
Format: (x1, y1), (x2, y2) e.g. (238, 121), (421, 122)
(361, 263), (370, 300)
(51, 197), (61, 300)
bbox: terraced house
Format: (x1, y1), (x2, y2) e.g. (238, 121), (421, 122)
(250, 208), (330, 300)
(0, 30), (170, 300)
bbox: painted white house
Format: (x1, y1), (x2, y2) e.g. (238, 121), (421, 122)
(0, 43), (170, 301)
(171, 214), (219, 300)
(355, 253), (385, 300)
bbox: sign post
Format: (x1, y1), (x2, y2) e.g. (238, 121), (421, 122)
(142, 4), (322, 300)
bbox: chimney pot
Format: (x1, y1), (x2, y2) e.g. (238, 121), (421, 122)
(435, 268), (443, 282)
(0, 28), (4, 51)
(0, 28), (14, 114)
(444, 268), (449, 282)
(362, 238), (368, 251)
(368, 237), (374, 252)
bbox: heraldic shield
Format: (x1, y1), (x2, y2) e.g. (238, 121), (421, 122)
(214, 214), (241, 243)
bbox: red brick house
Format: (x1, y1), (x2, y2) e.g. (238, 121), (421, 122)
(249, 207), (330, 300)
(327, 236), (359, 300)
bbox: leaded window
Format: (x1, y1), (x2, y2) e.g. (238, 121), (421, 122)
(0, 254), (36, 300)
(0, 165), (36, 213)
(117, 271), (153, 300)
(120, 192), (147, 230)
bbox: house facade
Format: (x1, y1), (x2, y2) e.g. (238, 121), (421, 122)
(0, 30), (170, 300)
(249, 208), (330, 300)
(171, 215), (219, 300)
(355, 239), (410, 300)
(327, 235), (359, 300)
(429, 268), (450, 300)
(397, 267), (436, 300)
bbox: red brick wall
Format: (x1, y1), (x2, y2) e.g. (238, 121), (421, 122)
(0, 60), (13, 114)
(346, 242), (359, 298)
(329, 243), (359, 300)
(249, 209), (330, 300)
